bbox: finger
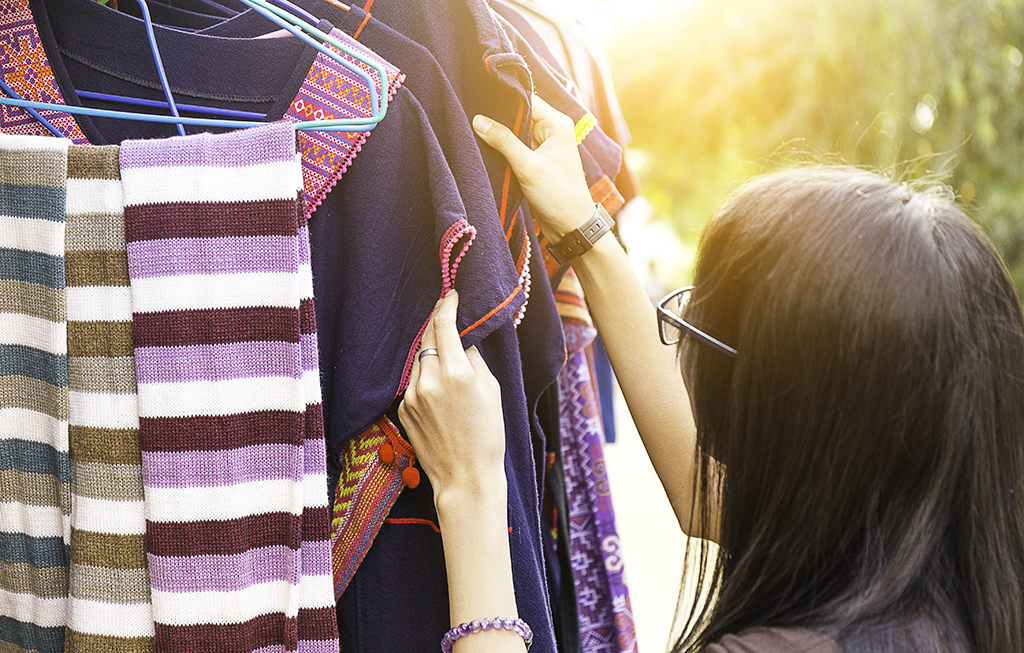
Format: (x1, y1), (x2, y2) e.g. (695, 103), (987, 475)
(464, 344), (488, 375)
(411, 295), (445, 389)
(472, 114), (535, 170)
(430, 290), (465, 370)
(528, 94), (575, 143)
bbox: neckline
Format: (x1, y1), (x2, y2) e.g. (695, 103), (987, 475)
(29, 0), (318, 145)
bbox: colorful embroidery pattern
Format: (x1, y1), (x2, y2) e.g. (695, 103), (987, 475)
(330, 416), (412, 599)
(284, 28), (404, 220)
(559, 349), (639, 653)
(121, 122), (337, 652)
(0, 133), (72, 653)
(0, 0), (88, 143)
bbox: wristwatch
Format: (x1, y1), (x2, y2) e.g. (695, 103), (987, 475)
(545, 204), (614, 265)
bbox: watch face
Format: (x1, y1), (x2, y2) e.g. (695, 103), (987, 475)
(547, 206), (613, 265)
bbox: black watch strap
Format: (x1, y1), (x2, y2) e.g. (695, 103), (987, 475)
(545, 204), (614, 265)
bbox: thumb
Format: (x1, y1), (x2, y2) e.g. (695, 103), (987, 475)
(473, 114), (535, 171)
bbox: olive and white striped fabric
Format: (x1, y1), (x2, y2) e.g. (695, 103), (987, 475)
(63, 143), (154, 652)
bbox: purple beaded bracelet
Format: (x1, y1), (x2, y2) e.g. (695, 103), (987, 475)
(440, 616), (533, 652)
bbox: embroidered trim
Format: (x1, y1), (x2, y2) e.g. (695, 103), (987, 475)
(331, 415), (412, 598)
(514, 229), (531, 326)
(574, 111), (597, 145)
(0, 0), (89, 142)
(0, 4), (405, 220)
(396, 219), (478, 396)
(285, 29), (404, 220)
(440, 220), (478, 295)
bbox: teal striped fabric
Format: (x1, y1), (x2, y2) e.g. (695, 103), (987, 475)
(0, 134), (72, 653)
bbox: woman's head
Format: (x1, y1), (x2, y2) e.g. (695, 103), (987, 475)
(677, 167), (1024, 651)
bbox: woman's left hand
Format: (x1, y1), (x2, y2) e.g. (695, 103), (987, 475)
(398, 290), (507, 507)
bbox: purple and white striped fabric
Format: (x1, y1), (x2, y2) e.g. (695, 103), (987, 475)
(120, 121), (337, 653)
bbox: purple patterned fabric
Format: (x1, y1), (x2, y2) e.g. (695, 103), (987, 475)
(559, 347), (639, 653)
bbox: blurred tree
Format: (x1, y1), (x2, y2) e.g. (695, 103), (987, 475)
(610, 0), (1024, 290)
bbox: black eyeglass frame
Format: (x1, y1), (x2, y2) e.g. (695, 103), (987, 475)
(656, 286), (738, 357)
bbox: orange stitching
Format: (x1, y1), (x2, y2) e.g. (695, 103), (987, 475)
(379, 417), (414, 457)
(353, 12), (371, 40)
(363, 0), (374, 10)
(460, 284), (522, 337)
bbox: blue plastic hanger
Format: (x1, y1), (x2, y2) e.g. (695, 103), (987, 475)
(76, 0), (351, 122)
(132, 0), (186, 136)
(0, 0), (388, 133)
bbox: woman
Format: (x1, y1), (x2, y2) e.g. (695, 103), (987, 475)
(398, 96), (1024, 652)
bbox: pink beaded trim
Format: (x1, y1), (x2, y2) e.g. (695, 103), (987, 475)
(440, 219), (478, 296)
(395, 219), (478, 397)
(440, 616), (533, 653)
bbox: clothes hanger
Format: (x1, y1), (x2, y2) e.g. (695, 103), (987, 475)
(131, 0), (186, 136)
(240, 0), (387, 127)
(0, 0), (385, 132)
(76, 0), (354, 121)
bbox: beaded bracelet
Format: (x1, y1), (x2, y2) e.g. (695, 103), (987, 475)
(440, 616), (533, 652)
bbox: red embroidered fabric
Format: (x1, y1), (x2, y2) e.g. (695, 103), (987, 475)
(0, 0), (89, 143)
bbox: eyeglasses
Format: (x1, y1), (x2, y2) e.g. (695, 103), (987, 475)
(656, 286), (738, 357)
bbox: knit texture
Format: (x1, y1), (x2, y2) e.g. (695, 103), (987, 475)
(63, 144), (154, 652)
(0, 133), (71, 653)
(120, 122), (337, 653)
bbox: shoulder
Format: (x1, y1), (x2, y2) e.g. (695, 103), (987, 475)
(702, 626), (843, 653)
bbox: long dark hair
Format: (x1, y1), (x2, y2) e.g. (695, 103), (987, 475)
(675, 167), (1024, 652)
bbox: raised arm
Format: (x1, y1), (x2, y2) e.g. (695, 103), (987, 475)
(473, 96), (712, 540)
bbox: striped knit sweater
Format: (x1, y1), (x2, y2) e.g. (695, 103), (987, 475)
(0, 134), (71, 652)
(63, 144), (154, 652)
(120, 121), (337, 652)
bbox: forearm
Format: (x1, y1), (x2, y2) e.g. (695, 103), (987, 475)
(470, 99), (709, 538)
(570, 233), (705, 538)
(435, 482), (527, 653)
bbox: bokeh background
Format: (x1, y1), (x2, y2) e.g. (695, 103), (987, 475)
(571, 0), (1024, 291)
(554, 0), (1024, 649)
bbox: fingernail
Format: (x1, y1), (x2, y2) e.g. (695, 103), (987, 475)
(472, 114), (493, 135)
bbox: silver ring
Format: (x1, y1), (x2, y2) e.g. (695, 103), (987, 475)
(418, 348), (439, 361)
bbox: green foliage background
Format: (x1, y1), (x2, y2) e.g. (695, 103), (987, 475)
(608, 0), (1024, 291)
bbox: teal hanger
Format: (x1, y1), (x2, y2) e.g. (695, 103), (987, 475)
(0, 0), (389, 133)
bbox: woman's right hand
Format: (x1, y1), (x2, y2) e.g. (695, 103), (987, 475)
(473, 95), (596, 244)
(398, 291), (507, 507)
